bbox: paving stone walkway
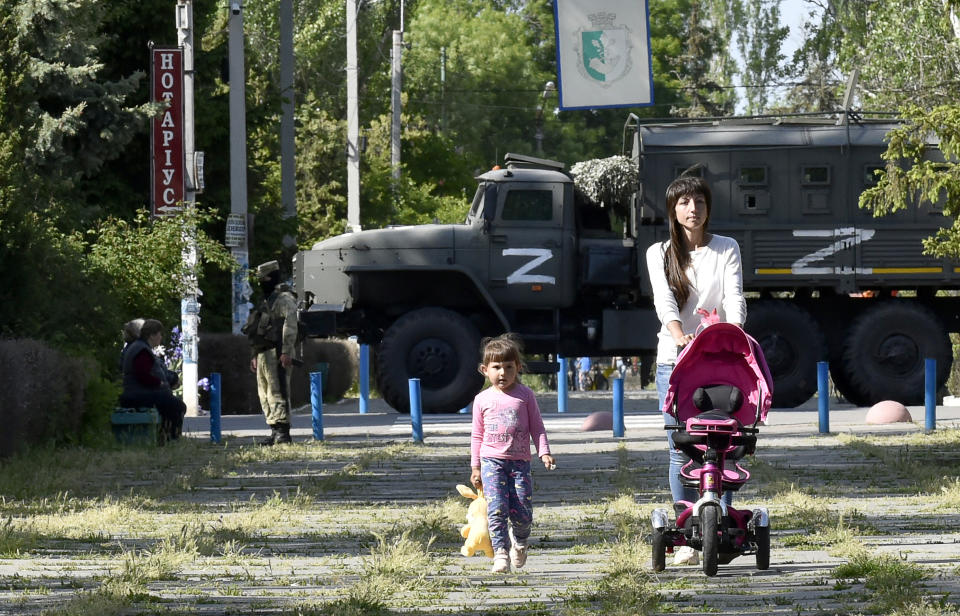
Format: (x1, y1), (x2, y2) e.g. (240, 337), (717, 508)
(2, 390), (959, 614)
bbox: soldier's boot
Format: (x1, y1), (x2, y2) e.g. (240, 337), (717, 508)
(274, 422), (292, 444)
(257, 425), (279, 446)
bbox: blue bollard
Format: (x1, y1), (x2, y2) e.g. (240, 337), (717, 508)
(409, 378), (423, 443)
(209, 372), (221, 444)
(613, 377), (625, 437)
(926, 358), (936, 431)
(359, 344), (370, 414)
(311, 371), (324, 441)
(557, 356), (568, 413)
(817, 361), (829, 434)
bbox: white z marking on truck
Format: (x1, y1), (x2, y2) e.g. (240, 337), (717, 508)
(503, 248), (556, 284)
(792, 228), (875, 275)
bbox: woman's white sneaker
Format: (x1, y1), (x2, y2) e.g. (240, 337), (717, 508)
(673, 546), (699, 565)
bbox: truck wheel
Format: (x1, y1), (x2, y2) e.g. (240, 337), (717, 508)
(841, 302), (951, 406)
(828, 347), (870, 407)
(745, 300), (825, 408)
(375, 308), (484, 414)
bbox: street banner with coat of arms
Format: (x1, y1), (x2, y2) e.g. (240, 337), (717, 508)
(553, 0), (653, 110)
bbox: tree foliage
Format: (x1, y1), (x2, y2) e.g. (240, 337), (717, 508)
(83, 208), (236, 325)
(14, 0), (157, 224)
(4, 0), (791, 369)
(733, 0), (788, 115)
(667, 0), (738, 118)
(844, 1), (960, 259)
(779, 0), (850, 112)
(404, 0), (554, 168)
(0, 0), (237, 369)
(860, 105), (960, 259)
(838, 0), (960, 111)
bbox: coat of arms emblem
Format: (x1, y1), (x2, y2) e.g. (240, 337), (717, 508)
(573, 11), (632, 85)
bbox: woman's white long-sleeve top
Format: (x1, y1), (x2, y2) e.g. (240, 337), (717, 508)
(645, 234), (747, 365)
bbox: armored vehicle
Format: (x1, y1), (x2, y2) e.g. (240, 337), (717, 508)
(294, 113), (959, 412)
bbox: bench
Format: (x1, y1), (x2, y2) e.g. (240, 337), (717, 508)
(111, 407), (161, 446)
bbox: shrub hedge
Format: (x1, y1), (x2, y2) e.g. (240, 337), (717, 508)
(0, 339), (96, 457)
(0, 335), (361, 457)
(197, 334), (358, 414)
(290, 337), (358, 407)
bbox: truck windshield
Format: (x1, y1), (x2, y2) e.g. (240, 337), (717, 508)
(466, 183), (486, 222)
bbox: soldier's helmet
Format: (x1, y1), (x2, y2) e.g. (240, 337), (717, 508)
(256, 260), (280, 280)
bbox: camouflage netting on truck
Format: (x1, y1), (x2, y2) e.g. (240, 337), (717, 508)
(570, 155), (637, 219)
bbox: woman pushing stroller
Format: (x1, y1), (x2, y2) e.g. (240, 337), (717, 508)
(645, 171), (746, 566)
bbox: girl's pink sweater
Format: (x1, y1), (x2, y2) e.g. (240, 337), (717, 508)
(470, 382), (551, 468)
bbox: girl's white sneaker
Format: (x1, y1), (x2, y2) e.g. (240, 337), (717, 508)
(491, 549), (511, 573)
(510, 543), (528, 569)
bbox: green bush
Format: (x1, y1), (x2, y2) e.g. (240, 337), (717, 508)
(197, 333), (260, 414)
(0, 339), (94, 457)
(196, 334), (359, 413)
(291, 338), (358, 406)
(80, 374), (122, 448)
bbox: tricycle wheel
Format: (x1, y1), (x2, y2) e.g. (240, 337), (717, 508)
(651, 530), (667, 572)
(755, 524), (770, 570)
(700, 504), (719, 576)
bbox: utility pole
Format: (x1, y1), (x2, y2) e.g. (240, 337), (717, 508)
(390, 3), (404, 181)
(440, 46), (446, 135)
(346, 0), (361, 232)
(535, 80), (555, 155)
(227, 1), (251, 336)
(176, 0), (200, 416)
(280, 0), (296, 243)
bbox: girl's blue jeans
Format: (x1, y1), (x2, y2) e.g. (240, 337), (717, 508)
(657, 363), (733, 507)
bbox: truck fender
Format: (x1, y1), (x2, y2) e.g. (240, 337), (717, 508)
(345, 264), (511, 331)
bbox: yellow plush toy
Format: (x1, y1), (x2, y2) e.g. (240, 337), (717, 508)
(456, 484), (494, 558)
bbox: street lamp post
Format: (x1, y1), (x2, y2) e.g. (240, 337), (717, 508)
(535, 80), (556, 155)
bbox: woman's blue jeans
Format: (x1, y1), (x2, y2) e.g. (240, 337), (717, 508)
(657, 363), (733, 507)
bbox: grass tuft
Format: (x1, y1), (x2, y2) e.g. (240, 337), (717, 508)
(833, 551), (930, 613)
(561, 536), (659, 615)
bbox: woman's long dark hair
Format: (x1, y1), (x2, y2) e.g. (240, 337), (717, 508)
(663, 174), (712, 309)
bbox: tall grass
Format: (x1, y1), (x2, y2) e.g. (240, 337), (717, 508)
(561, 535), (659, 615)
(834, 551), (930, 614)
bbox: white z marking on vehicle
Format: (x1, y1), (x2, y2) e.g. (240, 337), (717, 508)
(503, 248), (556, 284)
(792, 228), (875, 275)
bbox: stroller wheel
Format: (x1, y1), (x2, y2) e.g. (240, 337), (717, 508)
(651, 530), (668, 572)
(700, 504), (720, 576)
(755, 525), (770, 570)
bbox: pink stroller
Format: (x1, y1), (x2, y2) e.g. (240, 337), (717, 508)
(651, 318), (774, 576)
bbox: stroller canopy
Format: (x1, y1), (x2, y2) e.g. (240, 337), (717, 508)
(664, 322), (774, 426)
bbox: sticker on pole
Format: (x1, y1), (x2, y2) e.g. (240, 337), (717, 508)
(225, 214), (246, 247)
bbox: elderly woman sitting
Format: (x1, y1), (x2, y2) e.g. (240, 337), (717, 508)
(119, 319), (186, 442)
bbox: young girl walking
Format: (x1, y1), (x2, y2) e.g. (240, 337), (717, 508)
(470, 334), (556, 573)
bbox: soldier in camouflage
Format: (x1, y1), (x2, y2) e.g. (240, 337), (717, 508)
(245, 260), (299, 445)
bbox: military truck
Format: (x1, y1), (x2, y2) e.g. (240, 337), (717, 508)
(293, 112), (959, 412)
